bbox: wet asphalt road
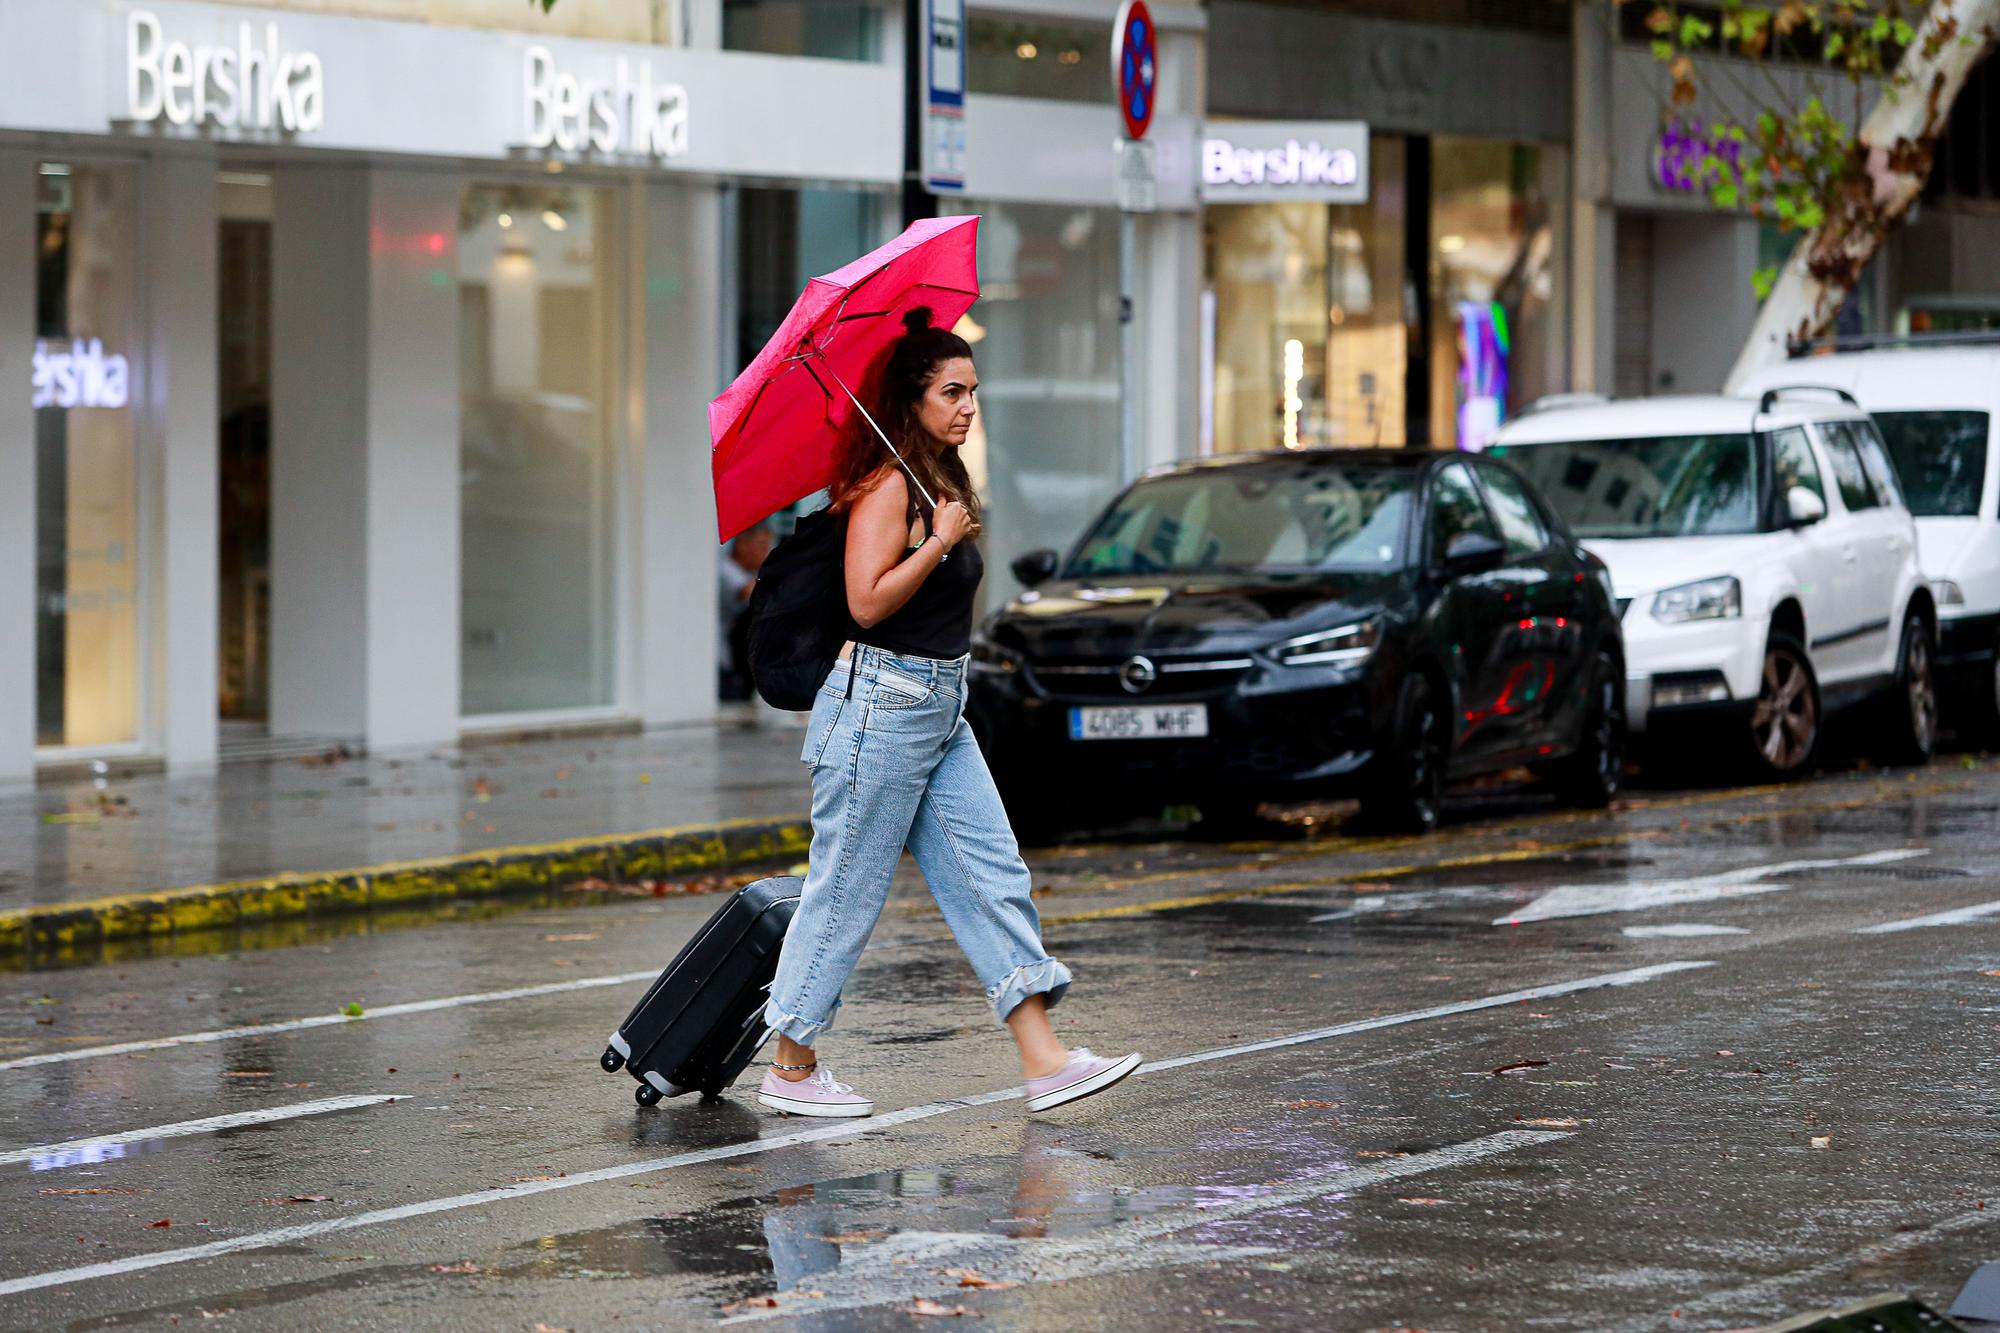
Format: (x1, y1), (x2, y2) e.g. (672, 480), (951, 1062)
(3, 762), (2000, 1331)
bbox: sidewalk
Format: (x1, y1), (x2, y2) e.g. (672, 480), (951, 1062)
(0, 719), (811, 960)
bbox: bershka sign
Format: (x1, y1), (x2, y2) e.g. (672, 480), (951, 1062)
(126, 10), (325, 134)
(522, 45), (689, 159)
(32, 339), (131, 412)
(1199, 121), (1369, 204)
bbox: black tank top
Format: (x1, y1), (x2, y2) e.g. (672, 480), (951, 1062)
(852, 506), (984, 660)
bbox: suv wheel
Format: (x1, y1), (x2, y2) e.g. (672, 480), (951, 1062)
(1878, 607), (1938, 765)
(1748, 632), (1820, 779)
(1554, 650), (1626, 808)
(1359, 675), (1446, 834)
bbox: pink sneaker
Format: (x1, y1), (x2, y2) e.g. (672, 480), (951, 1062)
(756, 1066), (873, 1118)
(1024, 1049), (1142, 1113)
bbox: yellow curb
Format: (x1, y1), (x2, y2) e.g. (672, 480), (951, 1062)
(0, 814), (812, 965)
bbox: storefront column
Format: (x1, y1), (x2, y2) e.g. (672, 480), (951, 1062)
(1141, 211), (1201, 467)
(271, 165), (461, 752)
(0, 150), (34, 784)
(1571, 0), (1617, 394)
(146, 152), (220, 771)
(637, 179), (722, 727)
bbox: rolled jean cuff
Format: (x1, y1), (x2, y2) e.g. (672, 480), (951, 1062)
(763, 996), (840, 1046)
(987, 957), (1072, 1025)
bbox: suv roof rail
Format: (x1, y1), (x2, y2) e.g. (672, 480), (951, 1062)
(1787, 329), (2000, 356)
(1757, 384), (1861, 414)
(1518, 392), (1610, 418)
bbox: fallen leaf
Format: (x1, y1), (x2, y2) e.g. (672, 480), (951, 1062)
(255, 1195), (332, 1205)
(724, 1166), (762, 1173)
(1810, 1135), (1832, 1149)
(544, 933), (599, 943)
(720, 1297), (779, 1313)
(1491, 1059), (1550, 1077)
(340, 1002), (364, 1018)
(1282, 1099), (1335, 1109)
(283, 1082), (315, 1089)
(1518, 1117), (1580, 1128)
(534, 1325), (573, 1332)
(1982, 969), (2000, 977)
(472, 777), (492, 801)
(810, 1230), (886, 1244)
(513, 1173), (567, 1183)
(1714, 1050), (1734, 1057)
(428, 1261), (482, 1274)
(1397, 1197), (1452, 1205)
(944, 1269), (1019, 1290)
(221, 1071), (272, 1078)
(40, 1186), (152, 1196)
(447, 1123), (474, 1129)
(148, 1218), (172, 1228)
(910, 1298), (973, 1317)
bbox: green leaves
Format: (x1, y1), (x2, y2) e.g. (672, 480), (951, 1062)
(1751, 264), (1781, 301)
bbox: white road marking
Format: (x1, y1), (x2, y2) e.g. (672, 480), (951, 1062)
(1307, 885), (1516, 923)
(0, 971), (657, 1073)
(1603, 1204), (1997, 1332)
(1495, 849), (1929, 925)
(0, 1095), (405, 1170)
(1621, 924), (1751, 938)
(721, 1130), (1572, 1323)
(0, 962), (1701, 1300)
(1856, 898), (2000, 933)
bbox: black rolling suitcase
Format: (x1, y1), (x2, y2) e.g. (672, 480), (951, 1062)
(598, 876), (801, 1106)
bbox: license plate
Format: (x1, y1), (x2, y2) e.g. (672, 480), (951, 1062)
(1068, 704), (1210, 741)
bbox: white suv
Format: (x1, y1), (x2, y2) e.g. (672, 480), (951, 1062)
(1738, 341), (2000, 737)
(1490, 392), (1937, 777)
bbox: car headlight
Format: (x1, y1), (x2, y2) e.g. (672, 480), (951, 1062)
(1650, 576), (1741, 624)
(1273, 618), (1381, 668)
(1931, 578), (1966, 607)
(969, 637), (1022, 673)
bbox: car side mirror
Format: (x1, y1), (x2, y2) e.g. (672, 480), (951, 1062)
(1011, 549), (1060, 587)
(1786, 486), (1827, 527)
(1442, 531), (1507, 577)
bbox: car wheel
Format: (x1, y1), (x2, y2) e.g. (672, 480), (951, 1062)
(1747, 632), (1820, 779)
(1555, 650), (1626, 808)
(1358, 675), (1446, 835)
(1878, 608), (1938, 766)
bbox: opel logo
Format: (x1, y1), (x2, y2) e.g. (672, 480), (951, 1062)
(1119, 655), (1158, 694)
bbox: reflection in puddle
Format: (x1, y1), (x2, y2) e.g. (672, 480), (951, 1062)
(26, 1138), (166, 1173)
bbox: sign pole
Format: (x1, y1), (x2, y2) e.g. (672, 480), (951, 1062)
(1112, 1), (1156, 485)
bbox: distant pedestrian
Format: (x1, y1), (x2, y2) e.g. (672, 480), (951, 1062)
(758, 307), (1141, 1118)
(718, 524), (774, 702)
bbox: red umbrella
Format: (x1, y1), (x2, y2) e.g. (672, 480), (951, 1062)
(708, 216), (981, 542)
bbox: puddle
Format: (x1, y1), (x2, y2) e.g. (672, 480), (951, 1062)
(3, 871), (770, 973)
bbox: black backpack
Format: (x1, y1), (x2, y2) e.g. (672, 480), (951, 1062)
(745, 507), (851, 711)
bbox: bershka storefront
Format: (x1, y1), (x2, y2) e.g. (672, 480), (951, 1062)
(0, 0), (900, 781)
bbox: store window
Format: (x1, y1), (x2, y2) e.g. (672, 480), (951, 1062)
(967, 17), (1110, 102)
(724, 1), (883, 61)
(35, 163), (141, 750)
(1430, 137), (1568, 450)
(458, 185), (617, 716)
(944, 202), (1121, 601)
(1207, 137), (1410, 452)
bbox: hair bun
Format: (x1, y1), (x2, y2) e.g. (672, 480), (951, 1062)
(901, 305), (935, 334)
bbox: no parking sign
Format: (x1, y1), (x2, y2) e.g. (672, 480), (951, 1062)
(1112, 0), (1156, 142)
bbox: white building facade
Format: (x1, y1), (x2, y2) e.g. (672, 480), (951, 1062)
(0, 0), (1207, 782)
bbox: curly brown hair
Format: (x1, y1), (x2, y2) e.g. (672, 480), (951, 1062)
(827, 306), (982, 531)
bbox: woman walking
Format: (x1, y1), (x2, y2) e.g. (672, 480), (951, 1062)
(757, 308), (1141, 1119)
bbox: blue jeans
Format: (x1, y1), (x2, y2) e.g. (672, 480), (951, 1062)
(763, 644), (1071, 1045)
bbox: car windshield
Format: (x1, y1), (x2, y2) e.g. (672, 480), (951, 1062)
(1063, 462), (1415, 577)
(1491, 434), (1758, 538)
(1873, 410), (1990, 517)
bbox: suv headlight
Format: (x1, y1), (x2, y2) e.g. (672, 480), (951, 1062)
(1650, 576), (1741, 624)
(1274, 618), (1381, 667)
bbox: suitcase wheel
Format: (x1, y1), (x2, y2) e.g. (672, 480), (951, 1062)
(600, 1046), (626, 1074)
(699, 1086), (726, 1102)
(634, 1083), (662, 1107)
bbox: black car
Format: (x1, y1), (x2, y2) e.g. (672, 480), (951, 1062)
(967, 449), (1627, 836)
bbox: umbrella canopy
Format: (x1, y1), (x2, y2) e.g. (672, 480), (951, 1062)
(708, 215), (981, 543)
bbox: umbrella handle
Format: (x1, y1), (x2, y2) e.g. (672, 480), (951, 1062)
(828, 368), (939, 513)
